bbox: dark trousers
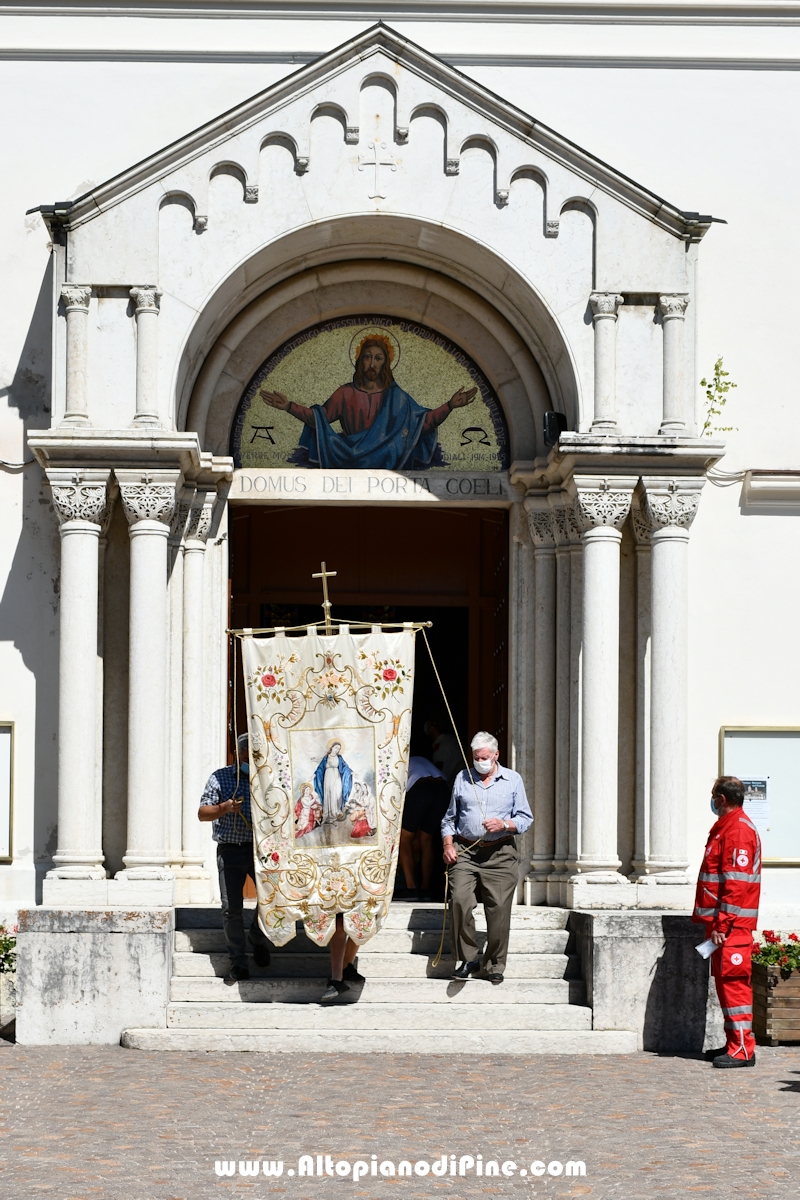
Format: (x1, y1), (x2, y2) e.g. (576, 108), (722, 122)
(217, 843), (271, 967)
(449, 841), (519, 974)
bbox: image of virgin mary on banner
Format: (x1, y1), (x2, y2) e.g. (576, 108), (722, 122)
(241, 627), (414, 947)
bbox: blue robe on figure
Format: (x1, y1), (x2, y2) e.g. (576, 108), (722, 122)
(313, 753), (353, 816)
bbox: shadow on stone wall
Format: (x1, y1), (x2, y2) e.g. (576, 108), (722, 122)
(569, 910), (725, 1055)
(643, 916), (711, 1053)
(0, 257), (58, 898)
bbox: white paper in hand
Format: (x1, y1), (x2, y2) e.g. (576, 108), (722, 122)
(695, 938), (718, 959)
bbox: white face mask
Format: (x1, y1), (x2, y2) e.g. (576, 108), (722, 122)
(473, 757), (495, 776)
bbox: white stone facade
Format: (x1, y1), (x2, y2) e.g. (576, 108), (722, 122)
(2, 6), (800, 930)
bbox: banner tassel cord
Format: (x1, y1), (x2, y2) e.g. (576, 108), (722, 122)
(421, 628), (485, 970)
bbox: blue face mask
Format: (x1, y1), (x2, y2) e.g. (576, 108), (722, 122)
(710, 797), (719, 816)
(239, 761), (250, 775)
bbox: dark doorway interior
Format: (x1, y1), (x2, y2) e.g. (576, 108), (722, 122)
(230, 505), (509, 761)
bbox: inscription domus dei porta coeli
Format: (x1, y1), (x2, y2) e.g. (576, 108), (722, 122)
(230, 316), (509, 473)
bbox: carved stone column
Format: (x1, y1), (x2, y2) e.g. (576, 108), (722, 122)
(129, 286), (162, 426)
(659, 294), (690, 434)
(638, 476), (704, 885)
(166, 491), (190, 876)
(114, 469), (180, 901)
(43, 469), (111, 902)
(547, 494), (578, 895)
(629, 494), (651, 879)
(61, 284), (92, 424)
(589, 292), (624, 433)
(179, 488), (216, 903)
(95, 494), (116, 878)
(524, 497), (556, 900)
(567, 476), (637, 884)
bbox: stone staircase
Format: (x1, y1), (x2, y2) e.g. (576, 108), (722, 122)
(122, 904), (636, 1053)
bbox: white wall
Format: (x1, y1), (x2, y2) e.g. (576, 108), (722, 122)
(2, 8), (799, 913)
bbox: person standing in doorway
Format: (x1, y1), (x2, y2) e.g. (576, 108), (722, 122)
(694, 775), (761, 1067)
(399, 756), (450, 900)
(441, 731), (532, 984)
(424, 716), (462, 784)
(198, 733), (272, 984)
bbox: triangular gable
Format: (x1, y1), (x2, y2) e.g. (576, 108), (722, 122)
(32, 22), (716, 242)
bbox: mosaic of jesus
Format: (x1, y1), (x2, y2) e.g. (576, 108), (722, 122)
(231, 316), (509, 472)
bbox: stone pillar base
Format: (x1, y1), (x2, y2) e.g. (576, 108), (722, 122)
(566, 877), (640, 910)
(109, 874), (175, 907)
(42, 877), (110, 906)
(173, 870), (214, 906)
(633, 876), (694, 909)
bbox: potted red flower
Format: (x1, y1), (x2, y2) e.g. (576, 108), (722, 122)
(752, 930), (800, 1046)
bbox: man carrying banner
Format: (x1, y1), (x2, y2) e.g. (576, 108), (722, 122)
(694, 775), (761, 1068)
(198, 734), (272, 984)
(441, 732), (532, 984)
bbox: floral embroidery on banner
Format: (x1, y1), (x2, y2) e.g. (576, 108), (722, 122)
(241, 629), (414, 948)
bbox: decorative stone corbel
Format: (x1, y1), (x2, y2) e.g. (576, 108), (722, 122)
(244, 186), (259, 203)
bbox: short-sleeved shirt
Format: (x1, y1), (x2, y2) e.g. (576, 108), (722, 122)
(200, 766), (252, 845)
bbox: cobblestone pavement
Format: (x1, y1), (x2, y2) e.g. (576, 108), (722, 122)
(0, 1045), (798, 1200)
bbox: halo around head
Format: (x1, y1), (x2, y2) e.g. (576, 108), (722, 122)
(326, 737), (345, 753)
(349, 326), (401, 369)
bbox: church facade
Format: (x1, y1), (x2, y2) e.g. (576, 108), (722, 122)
(2, 3), (799, 1044)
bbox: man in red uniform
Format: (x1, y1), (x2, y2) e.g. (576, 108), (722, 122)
(694, 775), (761, 1068)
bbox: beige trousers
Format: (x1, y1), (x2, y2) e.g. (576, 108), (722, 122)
(449, 840), (519, 974)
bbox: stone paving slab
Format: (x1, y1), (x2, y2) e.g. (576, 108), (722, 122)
(0, 1045), (798, 1200)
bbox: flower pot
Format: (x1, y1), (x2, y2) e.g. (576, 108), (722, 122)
(753, 961), (800, 1046)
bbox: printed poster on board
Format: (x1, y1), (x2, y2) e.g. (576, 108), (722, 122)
(241, 627), (414, 946)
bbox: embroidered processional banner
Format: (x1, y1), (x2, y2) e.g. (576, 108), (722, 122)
(241, 627), (414, 947)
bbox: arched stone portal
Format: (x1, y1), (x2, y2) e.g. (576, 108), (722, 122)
(178, 217), (579, 452)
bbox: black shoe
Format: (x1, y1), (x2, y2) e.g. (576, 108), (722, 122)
(224, 964), (250, 984)
(452, 960), (480, 980)
(250, 940), (271, 969)
(419, 889), (433, 902)
(343, 963), (365, 984)
(704, 1046), (727, 1062)
(712, 1053), (756, 1068)
(484, 971), (504, 984)
(321, 978), (351, 1002)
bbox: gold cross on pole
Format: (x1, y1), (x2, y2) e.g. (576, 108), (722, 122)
(311, 561), (337, 633)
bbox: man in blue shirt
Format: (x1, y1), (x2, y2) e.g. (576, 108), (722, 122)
(198, 734), (272, 984)
(441, 731), (533, 983)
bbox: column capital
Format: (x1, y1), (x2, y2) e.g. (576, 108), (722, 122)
(185, 488), (216, 546)
(568, 475), (637, 531)
(116, 468), (180, 527)
(658, 293), (689, 321)
(60, 284), (92, 313)
(630, 493), (651, 545)
(589, 292), (624, 321)
(641, 476), (704, 532)
(547, 492), (582, 546)
(47, 468), (112, 527)
(523, 496), (555, 547)
(129, 285), (162, 314)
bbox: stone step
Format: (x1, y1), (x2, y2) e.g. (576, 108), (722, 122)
(173, 928), (570, 955)
(174, 905), (570, 932)
(165, 1001), (593, 1031)
(169, 976), (586, 1004)
(122, 1028), (636, 1054)
(170, 950), (577, 980)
